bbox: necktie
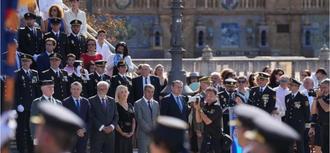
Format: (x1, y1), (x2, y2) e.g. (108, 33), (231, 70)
(144, 77), (148, 84)
(26, 71), (31, 79)
(148, 101), (153, 120)
(176, 96), (183, 112)
(55, 71), (59, 78)
(102, 98), (107, 110)
(259, 87), (263, 93)
(48, 97), (52, 103)
(75, 99), (80, 111)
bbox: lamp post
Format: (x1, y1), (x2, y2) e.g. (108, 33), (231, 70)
(161, 0), (193, 95)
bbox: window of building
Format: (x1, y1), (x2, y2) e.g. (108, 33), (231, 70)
(305, 30), (311, 46)
(277, 24), (290, 33)
(155, 31), (161, 47)
(198, 31), (204, 46)
(261, 30), (267, 46)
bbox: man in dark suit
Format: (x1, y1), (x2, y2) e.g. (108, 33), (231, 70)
(132, 64), (161, 102)
(160, 80), (189, 122)
(248, 72), (276, 114)
(284, 78), (310, 153)
(30, 80), (62, 142)
(18, 13), (43, 55)
(87, 60), (111, 97)
(14, 54), (39, 153)
(89, 81), (118, 153)
(110, 60), (133, 103)
(63, 81), (90, 153)
(43, 17), (67, 65)
(40, 53), (70, 101)
(36, 38), (56, 72)
(66, 19), (86, 59)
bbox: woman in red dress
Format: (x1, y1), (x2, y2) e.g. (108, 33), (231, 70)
(80, 38), (103, 68)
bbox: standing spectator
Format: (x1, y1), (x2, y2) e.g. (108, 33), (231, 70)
(153, 64), (168, 91)
(64, 0), (87, 36)
(300, 69), (311, 82)
(89, 81), (118, 153)
(43, 17), (68, 64)
(283, 78), (310, 153)
(63, 53), (76, 75)
(87, 60), (111, 97)
(14, 54), (39, 153)
(248, 73), (257, 88)
(114, 85), (136, 153)
(268, 68), (284, 88)
(110, 60), (133, 104)
(80, 38), (103, 67)
(38, 0), (63, 20)
(248, 72), (276, 114)
(18, 13), (43, 55)
(134, 84), (160, 153)
(36, 38), (56, 72)
(42, 4), (65, 33)
(187, 72), (200, 92)
(96, 30), (113, 60)
(236, 75), (250, 103)
(273, 75), (290, 120)
(210, 72), (224, 92)
(313, 68), (328, 88)
(66, 19), (87, 58)
(40, 53), (70, 101)
(68, 60), (90, 97)
(132, 64), (161, 102)
(62, 82), (90, 153)
(106, 42), (135, 76)
(160, 80), (189, 122)
(262, 66), (272, 75)
(220, 68), (236, 83)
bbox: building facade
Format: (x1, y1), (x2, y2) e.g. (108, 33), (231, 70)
(82, 0), (329, 58)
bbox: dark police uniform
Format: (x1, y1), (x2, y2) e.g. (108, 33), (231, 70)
(40, 53), (70, 101)
(18, 13), (43, 55)
(317, 94), (329, 153)
(66, 19), (86, 58)
(43, 18), (67, 64)
(248, 72), (276, 114)
(68, 60), (89, 97)
(110, 60), (133, 103)
(200, 101), (223, 153)
(14, 54), (39, 153)
(87, 60), (111, 97)
(283, 78), (310, 153)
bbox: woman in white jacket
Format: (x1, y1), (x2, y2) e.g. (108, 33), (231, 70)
(273, 75), (291, 120)
(106, 42), (136, 76)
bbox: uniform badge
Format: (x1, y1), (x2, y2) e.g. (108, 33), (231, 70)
(63, 76), (68, 82)
(253, 92), (256, 96)
(221, 95), (224, 99)
(71, 40), (74, 44)
(51, 76), (54, 80)
(305, 101), (309, 106)
(223, 98), (226, 102)
(294, 102), (301, 109)
(118, 80), (121, 84)
(22, 76), (25, 80)
(262, 94), (269, 107)
(95, 79), (98, 83)
(27, 33), (31, 38)
(32, 76), (37, 83)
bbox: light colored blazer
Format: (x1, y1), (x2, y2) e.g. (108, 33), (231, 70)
(134, 98), (159, 136)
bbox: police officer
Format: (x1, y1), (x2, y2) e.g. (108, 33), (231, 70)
(248, 72), (276, 114)
(30, 102), (84, 153)
(218, 78), (242, 134)
(40, 53), (70, 101)
(30, 80), (62, 142)
(109, 60), (133, 103)
(43, 17), (67, 64)
(15, 54), (39, 153)
(87, 60), (111, 97)
(68, 60), (89, 97)
(149, 116), (189, 153)
(309, 79), (330, 153)
(194, 87), (223, 153)
(18, 13), (43, 55)
(283, 78), (309, 153)
(66, 19), (86, 59)
(243, 106), (300, 153)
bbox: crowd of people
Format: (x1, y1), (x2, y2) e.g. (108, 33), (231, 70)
(0, 0), (329, 153)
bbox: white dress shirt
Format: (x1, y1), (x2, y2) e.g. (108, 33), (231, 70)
(96, 40), (112, 60)
(105, 54), (136, 76)
(64, 8), (87, 36)
(274, 86), (291, 120)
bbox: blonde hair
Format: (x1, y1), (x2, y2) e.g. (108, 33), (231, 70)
(115, 85), (129, 102)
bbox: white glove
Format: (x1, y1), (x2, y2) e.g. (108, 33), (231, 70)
(0, 110), (17, 147)
(17, 105), (24, 112)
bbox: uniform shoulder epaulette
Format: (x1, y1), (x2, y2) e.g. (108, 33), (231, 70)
(44, 32), (51, 35)
(42, 69), (49, 73)
(31, 69), (38, 73)
(19, 27), (25, 30)
(251, 86), (259, 90)
(214, 102), (221, 106)
(14, 69), (20, 73)
(218, 91), (225, 95)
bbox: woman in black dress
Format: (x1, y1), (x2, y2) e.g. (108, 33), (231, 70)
(115, 85), (136, 153)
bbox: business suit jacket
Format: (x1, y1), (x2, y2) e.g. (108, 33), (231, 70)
(87, 72), (112, 97)
(134, 98), (160, 153)
(110, 74), (133, 103)
(36, 52), (51, 72)
(132, 75), (161, 102)
(63, 96), (90, 153)
(160, 94), (189, 122)
(30, 96), (62, 139)
(18, 26), (43, 55)
(40, 69), (70, 101)
(89, 95), (118, 153)
(248, 86), (276, 114)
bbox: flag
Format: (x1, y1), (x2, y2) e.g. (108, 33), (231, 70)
(229, 108), (243, 153)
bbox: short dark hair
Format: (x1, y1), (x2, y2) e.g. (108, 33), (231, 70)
(171, 80), (183, 87)
(205, 87), (217, 95)
(97, 29), (106, 35)
(144, 84), (155, 92)
(316, 68), (327, 76)
(45, 38), (57, 46)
